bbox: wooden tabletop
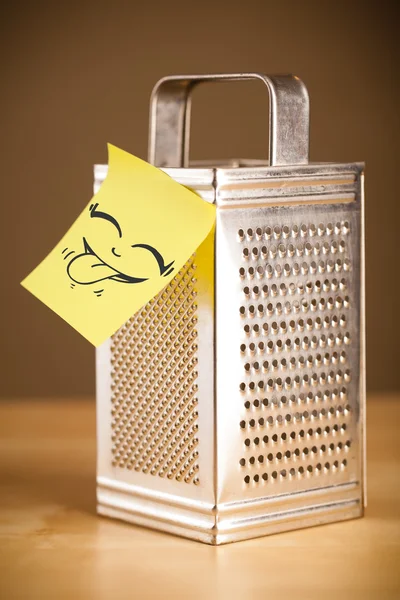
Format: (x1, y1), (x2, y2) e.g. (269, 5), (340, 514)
(0, 395), (399, 600)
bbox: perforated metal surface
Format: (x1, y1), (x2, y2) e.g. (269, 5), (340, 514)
(235, 210), (360, 492)
(96, 158), (365, 544)
(110, 256), (200, 485)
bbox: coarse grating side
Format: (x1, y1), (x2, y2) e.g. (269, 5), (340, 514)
(234, 206), (360, 496)
(109, 255), (200, 485)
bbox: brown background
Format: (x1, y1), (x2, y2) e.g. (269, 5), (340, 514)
(1, 0), (398, 398)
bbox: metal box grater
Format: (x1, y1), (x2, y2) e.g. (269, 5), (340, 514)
(96, 73), (366, 545)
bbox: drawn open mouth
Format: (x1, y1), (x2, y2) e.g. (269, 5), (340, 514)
(66, 238), (149, 285)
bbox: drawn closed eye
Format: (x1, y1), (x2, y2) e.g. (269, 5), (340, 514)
(89, 203), (122, 238)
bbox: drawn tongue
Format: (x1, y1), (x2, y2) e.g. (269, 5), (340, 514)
(67, 254), (118, 285)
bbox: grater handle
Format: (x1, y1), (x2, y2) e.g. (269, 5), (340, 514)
(148, 73), (309, 168)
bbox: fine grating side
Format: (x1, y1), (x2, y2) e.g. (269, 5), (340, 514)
(110, 256), (200, 485)
(237, 214), (359, 491)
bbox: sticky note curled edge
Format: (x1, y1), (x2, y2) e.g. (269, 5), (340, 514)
(21, 144), (216, 346)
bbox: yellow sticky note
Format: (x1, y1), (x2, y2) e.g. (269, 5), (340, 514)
(21, 144), (216, 346)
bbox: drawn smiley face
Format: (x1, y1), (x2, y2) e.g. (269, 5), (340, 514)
(65, 203), (175, 293)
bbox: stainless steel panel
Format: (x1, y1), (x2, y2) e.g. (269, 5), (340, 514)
(215, 193), (363, 505)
